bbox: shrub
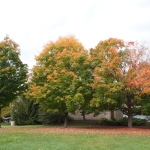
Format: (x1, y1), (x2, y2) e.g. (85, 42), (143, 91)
(0, 117), (3, 123)
(99, 118), (116, 126)
(11, 96), (39, 125)
(2, 107), (11, 118)
(117, 117), (128, 126)
(132, 118), (147, 126)
(99, 117), (146, 126)
(39, 112), (73, 125)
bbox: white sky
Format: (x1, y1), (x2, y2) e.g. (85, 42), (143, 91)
(0, 0), (150, 68)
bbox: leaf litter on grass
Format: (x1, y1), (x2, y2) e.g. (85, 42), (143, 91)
(0, 126), (150, 136)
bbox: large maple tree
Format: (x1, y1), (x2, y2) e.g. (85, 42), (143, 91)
(26, 36), (93, 127)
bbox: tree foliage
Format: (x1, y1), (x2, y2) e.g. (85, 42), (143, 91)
(90, 38), (124, 111)
(26, 35), (150, 128)
(0, 36), (28, 127)
(91, 38), (150, 128)
(11, 96), (39, 125)
(26, 36), (93, 127)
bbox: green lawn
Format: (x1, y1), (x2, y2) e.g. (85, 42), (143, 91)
(0, 125), (150, 150)
(1, 122), (11, 126)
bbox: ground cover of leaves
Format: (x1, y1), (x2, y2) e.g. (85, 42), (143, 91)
(1, 126), (150, 136)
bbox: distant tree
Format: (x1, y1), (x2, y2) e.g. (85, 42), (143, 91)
(0, 36), (28, 127)
(26, 36), (92, 127)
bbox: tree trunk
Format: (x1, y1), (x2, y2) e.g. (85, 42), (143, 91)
(64, 112), (68, 128)
(82, 111), (86, 123)
(111, 110), (115, 120)
(0, 108), (2, 128)
(128, 106), (132, 128)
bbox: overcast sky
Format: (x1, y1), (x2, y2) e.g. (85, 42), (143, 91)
(0, 0), (150, 68)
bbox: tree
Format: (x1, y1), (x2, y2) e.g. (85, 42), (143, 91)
(1, 106), (11, 118)
(90, 38), (124, 117)
(138, 94), (150, 117)
(11, 95), (39, 125)
(121, 47), (150, 127)
(71, 50), (94, 122)
(0, 36), (28, 127)
(26, 36), (91, 127)
(91, 38), (150, 128)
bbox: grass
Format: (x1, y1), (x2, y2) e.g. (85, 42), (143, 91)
(0, 125), (150, 150)
(0, 122), (10, 126)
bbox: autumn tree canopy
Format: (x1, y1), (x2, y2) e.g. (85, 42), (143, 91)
(90, 38), (124, 112)
(91, 38), (150, 128)
(26, 35), (150, 128)
(26, 36), (93, 127)
(0, 36), (28, 127)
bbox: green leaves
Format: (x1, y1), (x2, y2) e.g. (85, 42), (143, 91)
(0, 36), (28, 109)
(11, 96), (39, 125)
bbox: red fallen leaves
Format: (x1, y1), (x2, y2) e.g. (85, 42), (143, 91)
(0, 126), (150, 136)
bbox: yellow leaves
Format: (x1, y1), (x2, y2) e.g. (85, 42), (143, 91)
(78, 86), (82, 90)
(53, 80), (57, 83)
(134, 95), (141, 101)
(125, 63), (150, 94)
(55, 35), (84, 51)
(94, 67), (101, 78)
(109, 87), (117, 93)
(26, 83), (43, 99)
(0, 37), (20, 52)
(73, 52), (82, 59)
(90, 98), (100, 107)
(47, 90), (51, 94)
(73, 93), (85, 104)
(1, 56), (6, 60)
(53, 70), (57, 76)
(47, 75), (52, 80)
(61, 97), (64, 101)
(95, 102), (100, 107)
(94, 76), (101, 82)
(96, 38), (124, 53)
(1, 67), (9, 72)
(65, 95), (71, 100)
(107, 98), (111, 103)
(35, 41), (55, 61)
(0, 41), (5, 48)
(67, 71), (77, 78)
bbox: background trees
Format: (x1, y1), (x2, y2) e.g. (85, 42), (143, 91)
(0, 36), (28, 127)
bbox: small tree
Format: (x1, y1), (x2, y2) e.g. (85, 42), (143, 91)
(0, 36), (28, 127)
(11, 96), (39, 125)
